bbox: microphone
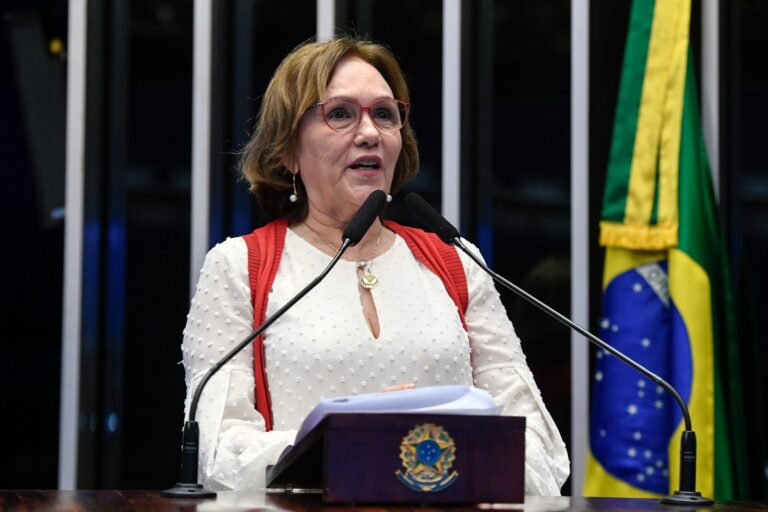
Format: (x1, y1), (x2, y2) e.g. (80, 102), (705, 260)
(163, 190), (388, 498)
(404, 192), (459, 244)
(405, 193), (713, 506)
(343, 189), (388, 244)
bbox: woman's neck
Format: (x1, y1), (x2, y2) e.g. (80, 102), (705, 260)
(294, 213), (388, 262)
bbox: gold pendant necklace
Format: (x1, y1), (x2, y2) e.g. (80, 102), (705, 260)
(359, 261), (379, 289)
(302, 221), (383, 289)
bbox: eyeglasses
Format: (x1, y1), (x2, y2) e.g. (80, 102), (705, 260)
(315, 97), (410, 134)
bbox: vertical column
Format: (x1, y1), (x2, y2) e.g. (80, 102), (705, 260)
(191, 0), (213, 294)
(702, 0), (719, 197)
(442, 0), (461, 227)
(317, 0), (335, 42)
(570, 0), (590, 495)
(59, 0), (87, 490)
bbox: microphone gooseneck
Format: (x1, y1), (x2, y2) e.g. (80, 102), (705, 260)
(163, 190), (388, 499)
(405, 193), (713, 507)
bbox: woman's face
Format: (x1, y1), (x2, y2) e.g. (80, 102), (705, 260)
(291, 55), (402, 223)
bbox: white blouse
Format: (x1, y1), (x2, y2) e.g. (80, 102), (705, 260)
(181, 228), (570, 495)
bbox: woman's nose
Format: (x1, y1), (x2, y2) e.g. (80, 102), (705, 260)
(354, 110), (382, 143)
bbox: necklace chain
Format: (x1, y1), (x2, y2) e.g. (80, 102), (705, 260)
(301, 222), (382, 289)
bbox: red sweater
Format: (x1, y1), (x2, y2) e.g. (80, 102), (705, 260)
(242, 218), (468, 431)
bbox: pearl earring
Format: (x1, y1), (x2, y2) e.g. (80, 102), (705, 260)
(289, 173), (298, 203)
(386, 194), (393, 203)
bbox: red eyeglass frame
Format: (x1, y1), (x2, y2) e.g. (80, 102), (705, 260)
(313, 97), (411, 133)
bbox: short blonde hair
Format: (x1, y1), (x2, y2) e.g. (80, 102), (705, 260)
(239, 37), (420, 222)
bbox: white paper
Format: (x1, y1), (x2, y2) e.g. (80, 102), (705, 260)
(294, 384), (501, 444)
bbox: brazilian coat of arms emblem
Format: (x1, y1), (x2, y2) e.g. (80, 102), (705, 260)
(395, 422), (459, 492)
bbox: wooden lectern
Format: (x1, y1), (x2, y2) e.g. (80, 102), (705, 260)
(266, 413), (525, 504)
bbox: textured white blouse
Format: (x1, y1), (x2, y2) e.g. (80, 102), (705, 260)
(181, 228), (570, 495)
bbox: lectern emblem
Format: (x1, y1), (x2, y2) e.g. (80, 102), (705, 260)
(395, 423), (459, 492)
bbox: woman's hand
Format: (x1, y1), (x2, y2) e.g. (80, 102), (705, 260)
(381, 383), (415, 392)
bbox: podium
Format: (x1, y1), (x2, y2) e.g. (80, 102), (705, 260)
(266, 413), (525, 504)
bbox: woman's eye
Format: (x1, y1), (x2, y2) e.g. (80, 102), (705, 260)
(373, 107), (395, 120)
(328, 107), (353, 119)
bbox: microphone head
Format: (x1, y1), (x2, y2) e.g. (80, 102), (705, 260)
(342, 190), (388, 245)
(405, 193), (460, 244)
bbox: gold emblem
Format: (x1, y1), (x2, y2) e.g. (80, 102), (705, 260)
(395, 423), (458, 492)
(360, 271), (379, 289)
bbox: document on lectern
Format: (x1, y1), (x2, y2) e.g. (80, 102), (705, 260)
(294, 385), (502, 444)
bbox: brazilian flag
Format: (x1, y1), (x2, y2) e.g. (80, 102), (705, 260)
(584, 0), (747, 500)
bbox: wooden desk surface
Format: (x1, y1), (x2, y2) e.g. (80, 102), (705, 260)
(0, 491), (765, 511)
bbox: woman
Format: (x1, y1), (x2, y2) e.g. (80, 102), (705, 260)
(181, 37), (569, 494)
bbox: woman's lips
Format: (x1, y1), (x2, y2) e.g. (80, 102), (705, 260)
(349, 167), (382, 178)
(347, 155), (384, 178)
(349, 156), (383, 169)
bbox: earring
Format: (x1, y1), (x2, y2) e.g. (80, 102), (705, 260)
(386, 194), (393, 203)
(289, 173), (298, 203)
